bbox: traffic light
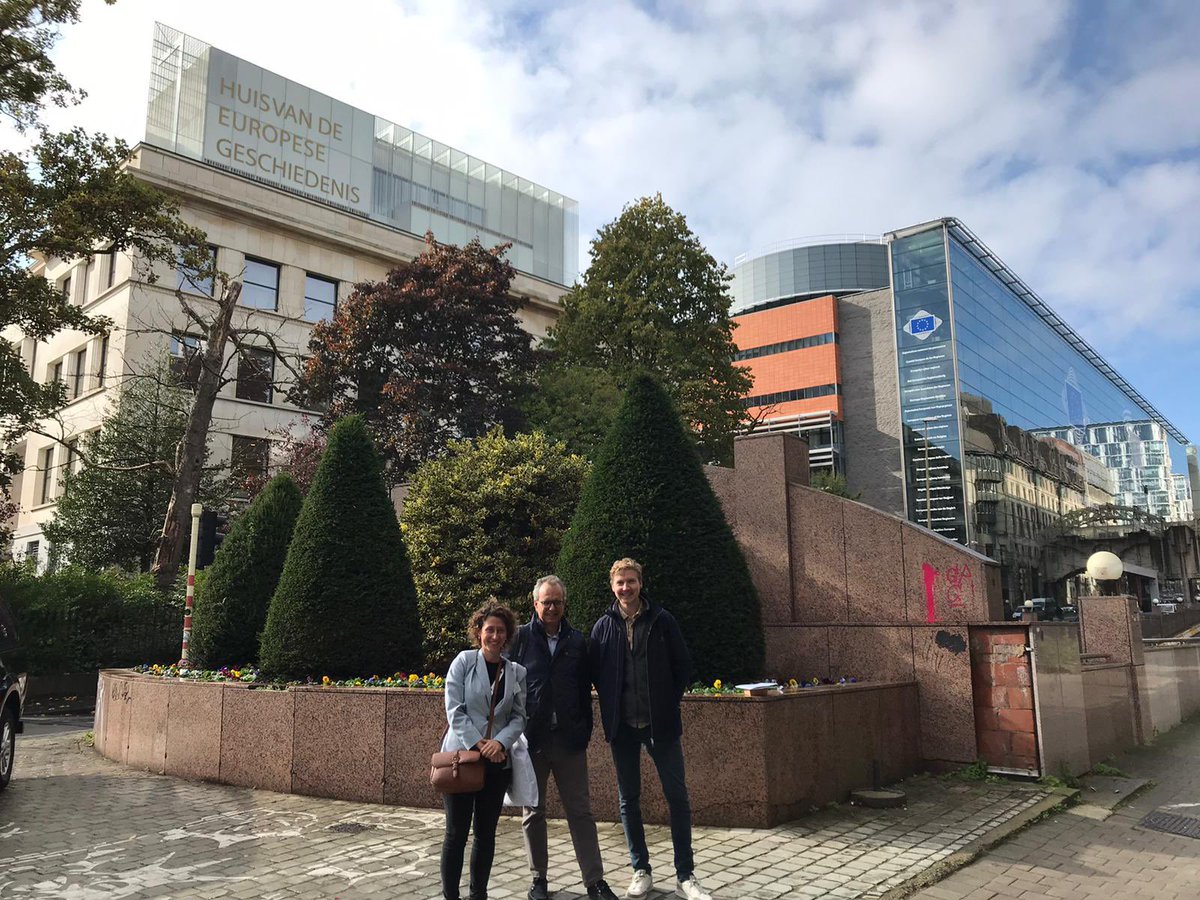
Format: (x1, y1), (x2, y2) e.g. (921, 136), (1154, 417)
(196, 509), (228, 569)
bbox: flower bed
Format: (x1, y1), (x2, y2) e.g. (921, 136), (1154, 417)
(134, 664), (859, 694)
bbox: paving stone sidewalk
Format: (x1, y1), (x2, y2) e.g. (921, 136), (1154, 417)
(0, 731), (1053, 899)
(910, 716), (1200, 900)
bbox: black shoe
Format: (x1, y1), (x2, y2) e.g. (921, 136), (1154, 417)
(528, 878), (550, 900)
(587, 880), (618, 900)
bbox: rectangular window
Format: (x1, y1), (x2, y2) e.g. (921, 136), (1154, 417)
(69, 348), (87, 399)
(176, 244), (218, 296)
(235, 347), (274, 403)
(230, 435), (270, 483)
(24, 540), (40, 565)
(60, 275), (72, 304)
(38, 446), (55, 505)
(50, 360), (63, 387)
(241, 258), (279, 310)
(169, 333), (205, 388)
(82, 257), (94, 303)
(95, 335), (109, 387)
(304, 274), (337, 322)
(105, 249), (117, 289)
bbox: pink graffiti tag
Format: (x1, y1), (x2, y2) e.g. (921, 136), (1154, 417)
(923, 563), (937, 623)
(943, 564), (974, 612)
(922, 563), (976, 622)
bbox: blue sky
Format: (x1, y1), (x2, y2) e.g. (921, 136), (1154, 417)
(15, 0), (1200, 445)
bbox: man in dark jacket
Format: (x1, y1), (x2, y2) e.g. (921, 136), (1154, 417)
(511, 575), (616, 900)
(589, 559), (712, 900)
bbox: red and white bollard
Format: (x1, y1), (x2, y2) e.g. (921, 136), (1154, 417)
(179, 502), (203, 667)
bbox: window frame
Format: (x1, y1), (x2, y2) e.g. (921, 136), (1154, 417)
(235, 346), (275, 404)
(303, 273), (338, 323)
(38, 445), (55, 505)
(241, 257), (280, 311)
(230, 434), (271, 484)
(168, 333), (206, 389)
(176, 244), (218, 297)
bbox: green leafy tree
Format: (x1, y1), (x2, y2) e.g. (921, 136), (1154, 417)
(298, 235), (535, 483)
(0, 0), (206, 536)
(542, 194), (753, 464)
(522, 364), (622, 460)
(191, 473), (302, 668)
(258, 415), (421, 680)
(43, 360), (222, 571)
(557, 373), (764, 682)
(810, 471), (862, 500)
(402, 429), (589, 666)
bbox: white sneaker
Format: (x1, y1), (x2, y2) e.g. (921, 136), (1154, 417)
(676, 876), (713, 900)
(627, 869), (654, 898)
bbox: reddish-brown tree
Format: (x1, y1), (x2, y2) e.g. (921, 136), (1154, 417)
(297, 235), (535, 482)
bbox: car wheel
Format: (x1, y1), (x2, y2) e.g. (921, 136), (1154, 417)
(0, 704), (15, 790)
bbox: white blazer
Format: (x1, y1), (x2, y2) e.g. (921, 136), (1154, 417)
(441, 649), (528, 754)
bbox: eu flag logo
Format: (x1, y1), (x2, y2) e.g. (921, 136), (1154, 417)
(904, 309), (943, 341)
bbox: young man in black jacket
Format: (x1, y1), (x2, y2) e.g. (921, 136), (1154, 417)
(589, 559), (712, 900)
(511, 575), (617, 900)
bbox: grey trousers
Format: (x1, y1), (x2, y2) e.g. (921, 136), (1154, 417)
(521, 731), (605, 888)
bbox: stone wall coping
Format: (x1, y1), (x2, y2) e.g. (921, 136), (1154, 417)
(1080, 661), (1134, 673)
(100, 669), (913, 702)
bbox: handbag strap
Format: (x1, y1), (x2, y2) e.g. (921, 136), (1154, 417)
(483, 660), (504, 741)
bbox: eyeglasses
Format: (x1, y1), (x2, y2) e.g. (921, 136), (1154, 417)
(537, 600), (564, 608)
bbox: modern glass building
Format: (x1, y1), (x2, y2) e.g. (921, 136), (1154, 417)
(145, 23), (578, 286)
(888, 219), (1191, 553)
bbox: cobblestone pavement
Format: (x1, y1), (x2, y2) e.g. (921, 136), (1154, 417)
(911, 716), (1200, 900)
(0, 732), (1053, 899)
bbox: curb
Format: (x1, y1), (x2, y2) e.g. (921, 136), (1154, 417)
(878, 787), (1078, 899)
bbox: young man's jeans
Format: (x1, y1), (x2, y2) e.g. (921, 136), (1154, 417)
(610, 722), (694, 881)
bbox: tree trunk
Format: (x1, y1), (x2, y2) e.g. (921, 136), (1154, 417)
(150, 282), (242, 589)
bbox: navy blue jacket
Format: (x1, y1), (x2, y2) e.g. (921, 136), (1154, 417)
(509, 615), (593, 752)
(588, 597), (692, 743)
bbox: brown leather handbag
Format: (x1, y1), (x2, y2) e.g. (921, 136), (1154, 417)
(431, 660), (503, 794)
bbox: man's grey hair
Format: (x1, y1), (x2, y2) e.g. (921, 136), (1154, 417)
(533, 574), (566, 602)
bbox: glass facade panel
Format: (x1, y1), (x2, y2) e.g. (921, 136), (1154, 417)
(146, 24), (577, 286)
(731, 241), (889, 314)
(948, 235), (1188, 520)
(891, 227), (967, 543)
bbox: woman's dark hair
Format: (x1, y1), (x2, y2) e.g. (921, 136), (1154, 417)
(467, 600), (517, 649)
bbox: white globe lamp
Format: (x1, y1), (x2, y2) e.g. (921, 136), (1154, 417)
(1086, 551), (1124, 596)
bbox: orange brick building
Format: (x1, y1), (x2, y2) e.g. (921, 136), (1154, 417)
(730, 240), (890, 473)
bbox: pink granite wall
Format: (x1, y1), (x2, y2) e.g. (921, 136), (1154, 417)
(708, 433), (1003, 766)
(96, 670), (919, 829)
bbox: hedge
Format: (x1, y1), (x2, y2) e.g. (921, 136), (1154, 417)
(0, 565), (179, 674)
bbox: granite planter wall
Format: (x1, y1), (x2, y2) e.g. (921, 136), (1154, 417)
(709, 433), (1003, 768)
(95, 670), (920, 828)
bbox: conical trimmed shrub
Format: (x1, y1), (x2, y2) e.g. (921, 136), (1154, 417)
(557, 373), (764, 682)
(191, 473), (303, 668)
(259, 416), (422, 680)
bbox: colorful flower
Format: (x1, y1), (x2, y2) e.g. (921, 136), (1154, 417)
(321, 675), (331, 685)
(713, 679), (722, 690)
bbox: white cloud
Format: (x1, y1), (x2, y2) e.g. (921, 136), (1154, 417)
(5, 0), (1198, 433)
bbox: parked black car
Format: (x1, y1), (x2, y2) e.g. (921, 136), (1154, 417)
(0, 590), (27, 791)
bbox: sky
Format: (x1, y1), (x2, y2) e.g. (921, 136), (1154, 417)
(11, 0), (1200, 445)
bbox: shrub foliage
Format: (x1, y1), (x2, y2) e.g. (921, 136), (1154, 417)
(258, 416), (421, 680)
(557, 374), (764, 682)
(191, 473), (303, 667)
(402, 429), (589, 667)
(1, 565), (179, 674)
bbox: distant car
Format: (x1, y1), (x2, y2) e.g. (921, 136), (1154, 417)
(0, 591), (28, 791)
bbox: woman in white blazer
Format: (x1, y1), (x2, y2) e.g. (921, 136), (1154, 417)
(440, 601), (528, 900)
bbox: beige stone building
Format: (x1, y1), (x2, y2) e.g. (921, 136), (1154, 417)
(6, 25), (575, 567)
